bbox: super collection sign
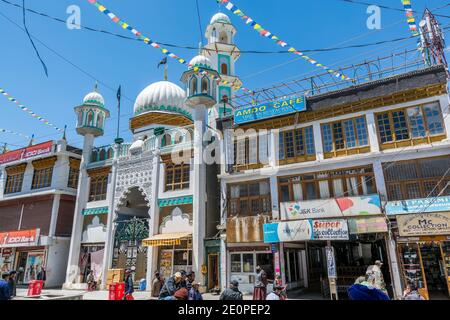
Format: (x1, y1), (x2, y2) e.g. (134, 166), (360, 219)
(234, 96), (307, 125)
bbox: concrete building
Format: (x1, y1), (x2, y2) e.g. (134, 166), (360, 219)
(0, 139), (82, 288)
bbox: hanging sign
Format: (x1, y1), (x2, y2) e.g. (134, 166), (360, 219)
(234, 96), (306, 125)
(263, 220), (312, 243)
(0, 141), (53, 165)
(347, 217), (388, 234)
(312, 220), (349, 240)
(326, 246), (337, 278)
(0, 229), (40, 248)
(385, 196), (450, 215)
(397, 212), (450, 237)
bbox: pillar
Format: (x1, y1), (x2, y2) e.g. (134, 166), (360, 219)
(366, 112), (380, 153)
(64, 134), (94, 288)
(312, 122), (324, 161)
(48, 193), (61, 242)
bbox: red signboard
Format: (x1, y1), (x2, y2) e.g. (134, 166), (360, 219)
(0, 141), (53, 165)
(0, 229), (40, 248)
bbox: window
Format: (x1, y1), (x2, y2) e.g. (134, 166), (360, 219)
(87, 111), (94, 127)
(376, 102), (445, 148)
(383, 156), (450, 201)
(221, 63), (228, 75)
(189, 76), (197, 95)
(31, 167), (53, 189)
(97, 113), (104, 128)
(321, 117), (369, 155)
(4, 164), (26, 194)
(201, 76), (209, 95)
(279, 166), (376, 201)
(68, 158), (80, 189)
(233, 132), (269, 170)
(219, 31), (228, 43)
(165, 163), (190, 191)
(229, 252), (274, 282)
(89, 175), (108, 201)
(278, 126), (315, 162)
(228, 181), (271, 217)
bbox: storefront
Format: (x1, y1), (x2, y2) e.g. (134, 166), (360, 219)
(386, 196), (450, 300)
(271, 195), (391, 298)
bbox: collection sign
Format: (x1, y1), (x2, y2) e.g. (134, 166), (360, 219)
(397, 212), (450, 237)
(0, 141), (53, 165)
(234, 96), (306, 125)
(385, 196), (450, 215)
(312, 220), (349, 240)
(280, 195), (382, 220)
(0, 229), (40, 248)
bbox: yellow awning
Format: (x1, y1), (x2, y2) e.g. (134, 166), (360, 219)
(142, 232), (192, 247)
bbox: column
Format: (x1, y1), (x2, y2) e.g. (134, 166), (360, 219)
(193, 105), (207, 286)
(386, 234), (403, 299)
(312, 122), (324, 161)
(48, 193), (61, 242)
(52, 139), (68, 190)
(219, 179), (227, 291)
(372, 160), (387, 198)
(269, 129), (278, 168)
(366, 112), (380, 153)
(64, 134), (94, 288)
(100, 143), (120, 289)
(269, 175), (280, 220)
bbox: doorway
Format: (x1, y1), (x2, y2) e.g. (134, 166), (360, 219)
(208, 254), (219, 290)
(284, 249), (307, 289)
(420, 243), (449, 299)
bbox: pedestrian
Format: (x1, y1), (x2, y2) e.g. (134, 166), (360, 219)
(367, 260), (387, 295)
(179, 270), (188, 288)
(151, 271), (164, 298)
(159, 272), (183, 299)
(161, 287), (189, 300)
(86, 270), (96, 291)
(17, 267), (24, 285)
(124, 269), (134, 300)
(186, 271), (196, 291)
(253, 265), (268, 300)
(220, 280), (243, 300)
(402, 283), (425, 300)
(8, 270), (17, 298)
(266, 285), (284, 300)
(347, 274), (390, 300)
(274, 273), (287, 300)
(188, 282), (203, 301)
(37, 266), (46, 281)
(0, 272), (11, 301)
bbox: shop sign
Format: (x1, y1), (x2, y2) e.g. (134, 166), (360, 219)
(385, 196), (450, 215)
(280, 195), (381, 220)
(397, 212), (450, 237)
(263, 220), (312, 243)
(234, 96), (306, 125)
(347, 217), (388, 234)
(0, 141), (53, 165)
(0, 229), (40, 248)
(1, 248), (12, 256)
(312, 219), (349, 240)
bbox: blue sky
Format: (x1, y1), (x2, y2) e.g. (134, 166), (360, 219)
(0, 0), (447, 149)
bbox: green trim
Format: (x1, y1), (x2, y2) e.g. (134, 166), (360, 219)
(82, 206), (109, 215)
(158, 195), (193, 207)
(134, 104), (193, 119)
(84, 99), (105, 108)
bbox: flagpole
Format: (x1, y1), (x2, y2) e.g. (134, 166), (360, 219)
(115, 85), (124, 145)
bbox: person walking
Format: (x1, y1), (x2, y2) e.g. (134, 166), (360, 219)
(0, 272), (11, 301)
(124, 269), (134, 300)
(8, 270), (17, 298)
(220, 280), (243, 300)
(86, 270), (96, 291)
(151, 271), (164, 298)
(253, 266), (268, 300)
(266, 285), (284, 300)
(159, 272), (183, 299)
(188, 282), (203, 300)
(402, 284), (425, 300)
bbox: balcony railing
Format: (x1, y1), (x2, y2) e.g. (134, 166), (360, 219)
(91, 145), (114, 163)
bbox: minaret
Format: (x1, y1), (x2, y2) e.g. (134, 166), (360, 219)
(64, 86), (110, 288)
(203, 12), (242, 121)
(181, 54), (219, 288)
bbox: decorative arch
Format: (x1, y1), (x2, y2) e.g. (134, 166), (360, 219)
(99, 148), (107, 161)
(161, 133), (172, 147)
(114, 185), (151, 216)
(160, 206), (192, 234)
(86, 110), (95, 127)
(97, 112), (104, 128)
(219, 30), (228, 43)
(189, 76), (198, 95)
(201, 76), (209, 95)
(221, 63), (228, 75)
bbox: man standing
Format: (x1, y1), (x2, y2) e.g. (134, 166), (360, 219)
(159, 272), (183, 299)
(367, 260), (387, 295)
(124, 269), (134, 300)
(253, 266), (268, 300)
(0, 272), (11, 300)
(186, 271), (195, 291)
(8, 270), (17, 298)
(188, 282), (203, 300)
(220, 280), (243, 300)
(151, 271), (164, 298)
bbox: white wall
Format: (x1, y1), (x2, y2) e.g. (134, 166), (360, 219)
(45, 237), (71, 288)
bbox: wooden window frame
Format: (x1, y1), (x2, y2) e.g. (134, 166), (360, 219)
(227, 180), (271, 218)
(164, 162), (190, 192)
(88, 175), (109, 202)
(4, 164), (26, 194)
(30, 157), (57, 190)
(375, 102), (446, 150)
(278, 126), (316, 165)
(233, 134), (264, 171)
(321, 116), (370, 159)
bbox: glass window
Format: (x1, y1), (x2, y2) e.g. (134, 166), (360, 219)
(322, 124), (333, 152)
(89, 175), (108, 201)
(377, 113), (393, 143)
(355, 117), (368, 146)
(165, 163), (190, 191)
(424, 103), (444, 135)
(279, 126), (315, 160)
(242, 254), (254, 273)
(31, 167), (53, 189)
(333, 123), (345, 150)
(284, 131), (295, 158)
(392, 110), (409, 140)
(256, 253), (274, 280)
(230, 254), (242, 273)
(305, 126), (315, 155)
(228, 181), (271, 217)
(294, 129), (304, 156)
(278, 132), (285, 160)
(407, 107), (426, 138)
(344, 120), (357, 148)
(4, 172), (24, 194)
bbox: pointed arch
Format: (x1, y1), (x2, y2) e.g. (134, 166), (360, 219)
(201, 76), (209, 95)
(189, 76), (198, 95)
(97, 112), (104, 128)
(86, 110), (95, 127)
(221, 63), (228, 75)
(219, 30), (228, 43)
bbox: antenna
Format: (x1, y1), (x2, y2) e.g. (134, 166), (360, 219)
(419, 9), (448, 68)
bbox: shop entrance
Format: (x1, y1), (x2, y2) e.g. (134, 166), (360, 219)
(208, 253), (219, 290)
(284, 248), (307, 290)
(15, 250), (45, 285)
(420, 243), (449, 299)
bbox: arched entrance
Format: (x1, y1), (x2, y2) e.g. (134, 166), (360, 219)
(112, 187), (150, 282)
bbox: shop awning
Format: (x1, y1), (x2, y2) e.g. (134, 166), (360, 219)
(142, 232), (192, 246)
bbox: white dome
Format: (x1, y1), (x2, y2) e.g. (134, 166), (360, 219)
(133, 81), (188, 116)
(189, 55), (212, 69)
(129, 138), (145, 154)
(83, 91), (104, 106)
(210, 12), (231, 24)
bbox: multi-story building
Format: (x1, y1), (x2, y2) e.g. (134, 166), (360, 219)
(0, 139), (81, 287)
(218, 64), (450, 299)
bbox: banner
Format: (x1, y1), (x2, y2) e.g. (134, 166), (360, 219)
(280, 194), (382, 220)
(312, 220), (349, 240)
(234, 96), (306, 125)
(263, 220), (312, 243)
(397, 212), (450, 237)
(386, 196), (450, 215)
(347, 217), (388, 234)
(0, 141), (53, 165)
(218, 0), (351, 81)
(0, 229), (40, 248)
(0, 88), (63, 131)
(401, 0), (420, 37)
